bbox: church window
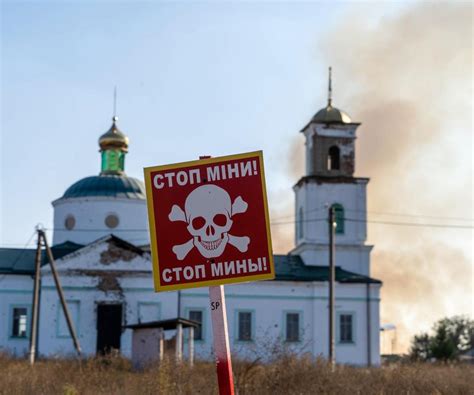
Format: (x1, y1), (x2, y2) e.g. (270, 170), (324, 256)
(338, 313), (354, 343)
(327, 146), (340, 170)
(298, 207), (304, 239)
(189, 310), (204, 340)
(64, 215), (76, 230)
(105, 214), (119, 229)
(237, 311), (253, 341)
(331, 204), (344, 234)
(11, 307), (28, 338)
(285, 312), (301, 342)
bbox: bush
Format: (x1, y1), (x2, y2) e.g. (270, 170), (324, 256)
(410, 315), (474, 361)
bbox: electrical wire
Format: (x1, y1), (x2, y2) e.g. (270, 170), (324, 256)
(3, 210), (473, 247)
(9, 231), (36, 270)
(45, 215), (474, 231)
(271, 206), (473, 223)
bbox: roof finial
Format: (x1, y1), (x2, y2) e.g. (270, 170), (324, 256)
(112, 86), (118, 122)
(328, 66), (332, 107)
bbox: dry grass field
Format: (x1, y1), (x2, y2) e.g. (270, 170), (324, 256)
(0, 353), (473, 395)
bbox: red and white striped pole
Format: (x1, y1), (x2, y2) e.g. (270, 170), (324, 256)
(199, 156), (234, 395)
(209, 285), (234, 395)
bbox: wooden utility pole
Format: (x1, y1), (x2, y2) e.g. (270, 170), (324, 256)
(28, 228), (82, 364)
(41, 230), (82, 356)
(328, 207), (336, 368)
(28, 231), (43, 365)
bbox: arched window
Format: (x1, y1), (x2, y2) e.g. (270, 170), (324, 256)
(298, 207), (304, 239)
(327, 146), (340, 170)
(331, 203), (344, 234)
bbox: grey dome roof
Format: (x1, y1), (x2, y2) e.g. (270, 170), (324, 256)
(62, 175), (146, 200)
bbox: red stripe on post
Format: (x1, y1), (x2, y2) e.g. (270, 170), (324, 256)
(209, 285), (235, 395)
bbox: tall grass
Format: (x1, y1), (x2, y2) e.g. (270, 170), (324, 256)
(0, 352), (472, 395)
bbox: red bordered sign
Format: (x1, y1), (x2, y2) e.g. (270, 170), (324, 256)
(144, 151), (274, 292)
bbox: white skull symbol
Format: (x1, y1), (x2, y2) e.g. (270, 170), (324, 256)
(185, 185), (232, 258)
(168, 184), (250, 260)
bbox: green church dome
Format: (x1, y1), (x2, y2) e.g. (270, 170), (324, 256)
(62, 175), (146, 200)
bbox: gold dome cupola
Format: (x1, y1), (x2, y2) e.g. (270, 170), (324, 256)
(311, 67), (352, 124)
(98, 116), (129, 175)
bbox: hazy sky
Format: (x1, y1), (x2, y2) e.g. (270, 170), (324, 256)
(1, 1), (472, 352)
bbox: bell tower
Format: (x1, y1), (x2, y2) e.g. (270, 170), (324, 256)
(292, 68), (372, 276)
(305, 67), (357, 177)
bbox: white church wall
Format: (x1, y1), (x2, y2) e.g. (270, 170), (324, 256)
(0, 268), (380, 366)
(296, 181), (368, 246)
(0, 234), (380, 366)
(0, 275), (33, 357)
(52, 197), (149, 246)
(38, 273), (180, 358)
(178, 280), (381, 365)
(297, 244), (372, 276)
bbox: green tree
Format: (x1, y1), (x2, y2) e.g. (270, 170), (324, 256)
(409, 315), (474, 361)
(410, 332), (431, 361)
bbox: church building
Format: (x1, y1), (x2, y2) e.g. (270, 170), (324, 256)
(0, 76), (382, 365)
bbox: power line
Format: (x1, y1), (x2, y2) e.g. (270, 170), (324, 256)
(344, 208), (474, 222)
(46, 216), (474, 231)
(345, 218), (474, 230)
(4, 213), (472, 246)
(10, 231), (36, 270)
(271, 206), (474, 223)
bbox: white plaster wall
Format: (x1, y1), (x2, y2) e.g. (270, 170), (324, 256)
(33, 273), (380, 366)
(296, 244), (372, 276)
(52, 197), (149, 246)
(304, 129), (315, 175)
(0, 275), (34, 357)
(37, 273), (178, 358)
(179, 280), (381, 366)
(313, 123), (358, 139)
(0, 239), (381, 366)
(294, 180), (368, 246)
(302, 124), (359, 175)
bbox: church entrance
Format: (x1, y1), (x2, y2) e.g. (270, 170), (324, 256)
(96, 303), (122, 354)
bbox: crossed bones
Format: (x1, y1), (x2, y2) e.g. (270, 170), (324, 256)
(168, 184), (250, 260)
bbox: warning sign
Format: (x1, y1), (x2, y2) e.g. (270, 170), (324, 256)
(144, 151), (274, 292)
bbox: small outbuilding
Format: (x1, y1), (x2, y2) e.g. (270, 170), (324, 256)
(124, 317), (200, 369)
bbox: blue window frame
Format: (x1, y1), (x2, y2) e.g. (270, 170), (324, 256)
(285, 312), (300, 342)
(189, 310), (204, 341)
(338, 313), (354, 343)
(298, 207), (304, 239)
(235, 310), (254, 342)
(331, 203), (344, 234)
(11, 306), (29, 338)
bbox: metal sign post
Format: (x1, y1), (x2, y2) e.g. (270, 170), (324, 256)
(143, 151), (274, 395)
(201, 155), (234, 394)
(209, 285), (234, 395)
